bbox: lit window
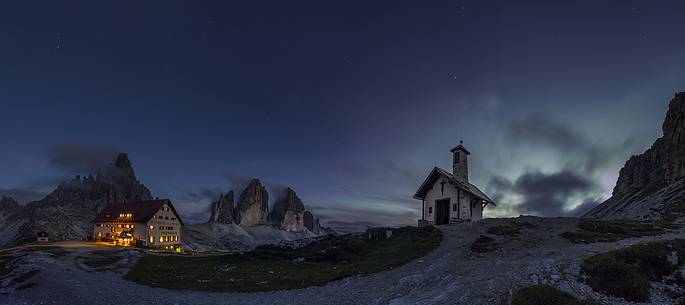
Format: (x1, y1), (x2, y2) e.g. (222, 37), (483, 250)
(149, 225), (154, 230)
(149, 236), (154, 243)
(159, 236), (163, 243)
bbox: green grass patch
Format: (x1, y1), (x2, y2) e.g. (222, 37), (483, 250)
(470, 235), (497, 253)
(511, 285), (600, 305)
(581, 239), (685, 302)
(561, 219), (670, 243)
(124, 226), (442, 292)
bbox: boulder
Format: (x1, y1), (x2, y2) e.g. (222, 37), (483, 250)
(235, 179), (269, 226)
(270, 188), (305, 232)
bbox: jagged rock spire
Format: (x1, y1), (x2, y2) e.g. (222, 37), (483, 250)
(235, 179), (269, 226)
(303, 210), (320, 234)
(209, 191), (235, 224)
(270, 188), (305, 232)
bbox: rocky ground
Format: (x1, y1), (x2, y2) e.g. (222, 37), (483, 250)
(2, 216), (685, 305)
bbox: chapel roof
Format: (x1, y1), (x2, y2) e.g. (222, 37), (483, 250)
(413, 167), (495, 205)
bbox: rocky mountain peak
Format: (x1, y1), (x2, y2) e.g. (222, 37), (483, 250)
(270, 188), (305, 232)
(0, 196), (19, 207)
(304, 210), (320, 234)
(1, 152), (154, 246)
(114, 153), (132, 169)
(585, 92), (685, 220)
(610, 93), (685, 197)
(209, 191), (235, 224)
(235, 179), (269, 226)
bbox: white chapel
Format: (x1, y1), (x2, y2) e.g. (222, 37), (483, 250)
(413, 141), (495, 225)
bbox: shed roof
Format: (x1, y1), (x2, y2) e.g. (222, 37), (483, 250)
(93, 199), (184, 225)
(413, 167), (495, 205)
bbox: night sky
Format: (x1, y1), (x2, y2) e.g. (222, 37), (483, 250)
(2, 1), (684, 232)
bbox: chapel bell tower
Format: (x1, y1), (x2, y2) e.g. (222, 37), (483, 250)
(450, 140), (470, 183)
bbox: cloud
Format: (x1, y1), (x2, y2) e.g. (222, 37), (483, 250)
(487, 170), (601, 217)
(223, 172), (256, 193)
(48, 142), (121, 174)
(571, 199), (601, 217)
(307, 204), (418, 233)
(181, 188), (224, 203)
(176, 203), (212, 224)
(0, 187), (47, 204)
(175, 188), (226, 224)
(506, 114), (639, 174)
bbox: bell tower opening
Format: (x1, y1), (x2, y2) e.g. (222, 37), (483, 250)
(450, 140), (470, 182)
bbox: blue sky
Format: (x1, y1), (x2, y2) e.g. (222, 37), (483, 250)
(1, 1), (684, 232)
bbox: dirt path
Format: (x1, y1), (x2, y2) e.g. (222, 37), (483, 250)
(2, 217), (683, 305)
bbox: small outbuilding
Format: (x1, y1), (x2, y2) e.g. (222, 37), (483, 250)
(36, 231), (49, 242)
(414, 141), (495, 225)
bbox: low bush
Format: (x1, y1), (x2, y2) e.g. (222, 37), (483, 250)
(562, 218), (668, 243)
(487, 221), (535, 236)
(511, 285), (600, 305)
(581, 239), (685, 302)
(487, 225), (520, 236)
(470, 235), (497, 253)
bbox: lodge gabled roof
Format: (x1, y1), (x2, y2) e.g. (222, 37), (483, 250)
(93, 199), (184, 225)
(413, 167), (495, 205)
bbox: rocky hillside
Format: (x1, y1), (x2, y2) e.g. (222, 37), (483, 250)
(0, 153), (152, 246)
(585, 92), (685, 221)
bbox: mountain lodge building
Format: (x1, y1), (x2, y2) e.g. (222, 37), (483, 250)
(93, 199), (183, 251)
(414, 142), (495, 225)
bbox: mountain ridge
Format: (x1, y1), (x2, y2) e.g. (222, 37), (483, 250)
(585, 92), (685, 220)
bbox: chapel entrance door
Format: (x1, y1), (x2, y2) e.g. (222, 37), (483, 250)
(435, 199), (451, 225)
